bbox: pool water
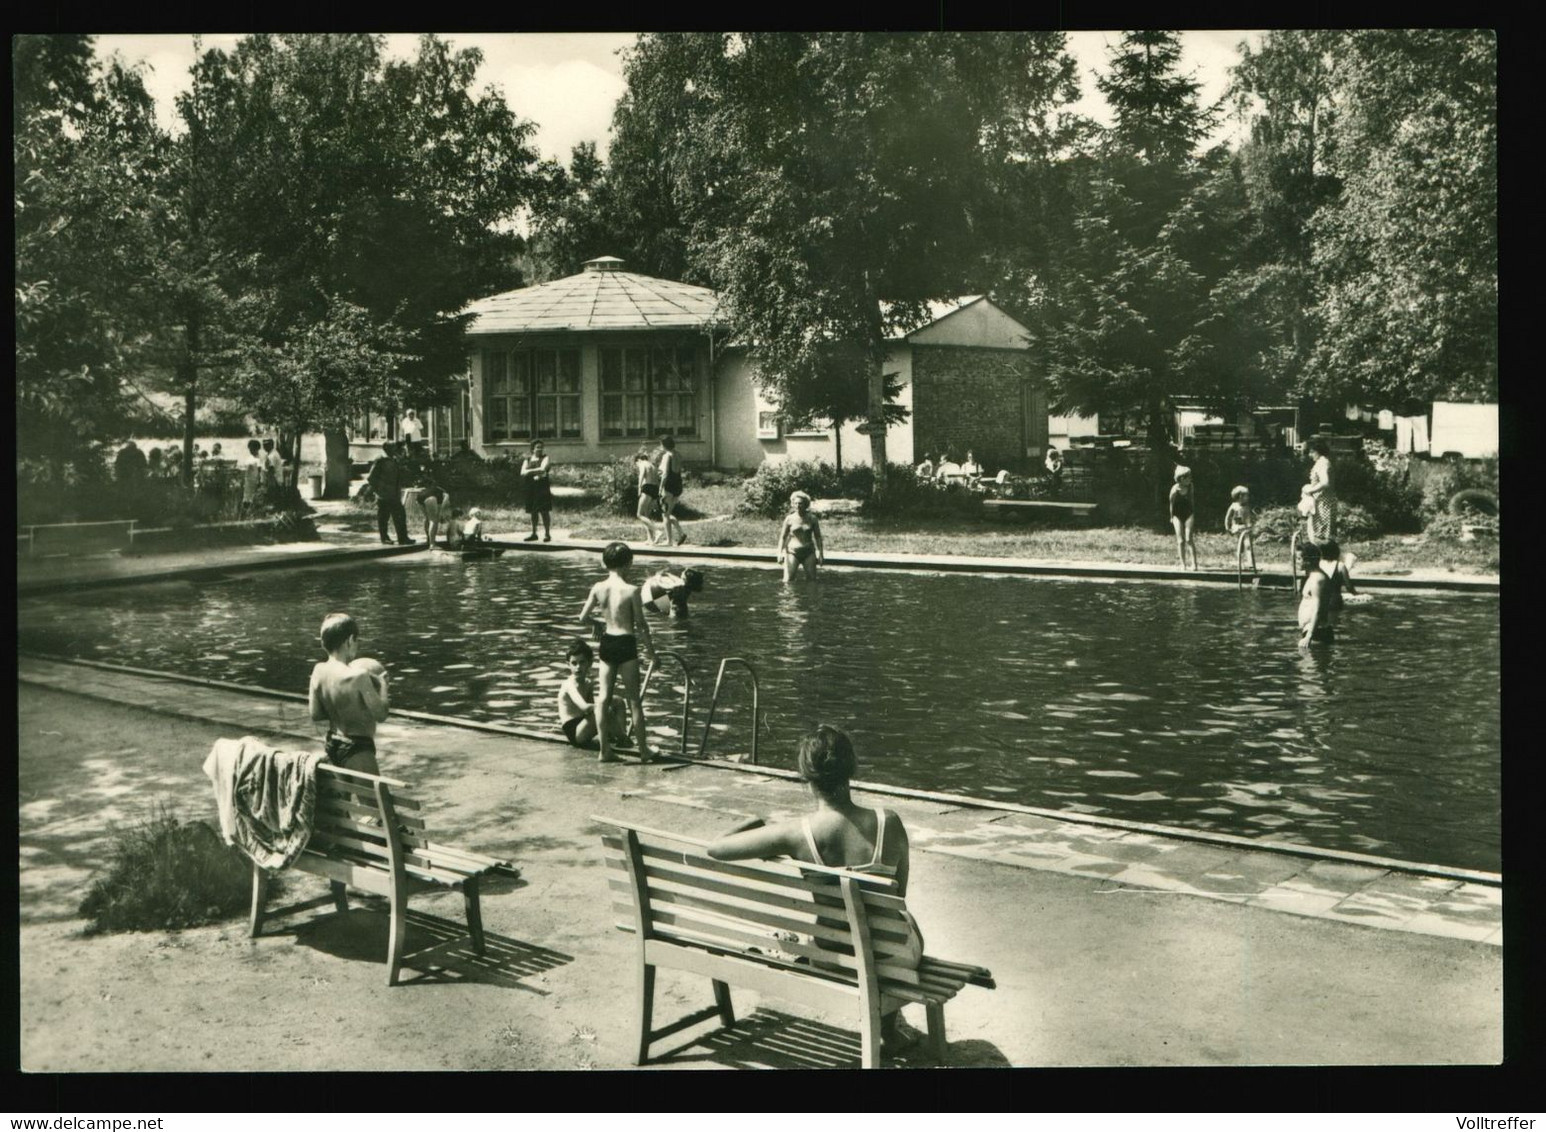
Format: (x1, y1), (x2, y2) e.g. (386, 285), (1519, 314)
(16, 553), (1501, 872)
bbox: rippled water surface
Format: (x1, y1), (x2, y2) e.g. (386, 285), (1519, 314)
(17, 553), (1501, 871)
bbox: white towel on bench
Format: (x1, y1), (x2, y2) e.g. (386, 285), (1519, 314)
(203, 736), (326, 871)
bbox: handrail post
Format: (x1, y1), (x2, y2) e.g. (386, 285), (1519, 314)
(698, 656), (761, 765)
(641, 650), (693, 760)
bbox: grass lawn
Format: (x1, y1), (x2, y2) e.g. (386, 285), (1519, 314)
(346, 479), (1498, 576)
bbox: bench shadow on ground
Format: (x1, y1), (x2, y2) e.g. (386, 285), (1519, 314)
(289, 898), (571, 994)
(650, 1008), (1011, 1070)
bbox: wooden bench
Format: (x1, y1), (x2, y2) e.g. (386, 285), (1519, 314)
(983, 498), (1098, 523)
(21, 520), (136, 558)
(250, 762), (520, 986)
(597, 817), (995, 1069)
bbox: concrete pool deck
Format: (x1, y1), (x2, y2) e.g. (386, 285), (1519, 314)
(17, 660), (1502, 1069)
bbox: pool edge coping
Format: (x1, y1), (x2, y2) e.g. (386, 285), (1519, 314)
(20, 651), (1501, 890)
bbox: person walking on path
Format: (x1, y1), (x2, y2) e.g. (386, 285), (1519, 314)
(1302, 438), (1337, 542)
(240, 439), (264, 517)
(778, 491), (825, 583)
(1169, 465), (1199, 570)
(521, 440), (553, 542)
(635, 448), (663, 546)
(367, 442), (412, 545)
(657, 434), (687, 547)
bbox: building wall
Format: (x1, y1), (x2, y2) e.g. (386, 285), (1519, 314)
(910, 345), (1039, 473)
(467, 333), (714, 466)
(714, 346), (916, 470)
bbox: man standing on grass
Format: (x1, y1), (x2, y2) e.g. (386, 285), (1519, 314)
(367, 442), (413, 546)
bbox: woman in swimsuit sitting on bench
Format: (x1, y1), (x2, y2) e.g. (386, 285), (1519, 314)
(707, 724), (926, 1057)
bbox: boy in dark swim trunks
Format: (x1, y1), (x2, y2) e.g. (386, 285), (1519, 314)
(307, 612), (389, 774)
(578, 541), (657, 763)
(556, 639), (630, 750)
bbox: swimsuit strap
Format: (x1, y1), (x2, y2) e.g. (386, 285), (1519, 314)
(870, 807), (887, 867)
(801, 815), (826, 867)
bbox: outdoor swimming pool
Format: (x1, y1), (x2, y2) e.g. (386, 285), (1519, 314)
(17, 552), (1501, 872)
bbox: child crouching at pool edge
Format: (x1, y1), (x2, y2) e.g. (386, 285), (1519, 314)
(556, 639), (631, 751)
(578, 540), (657, 763)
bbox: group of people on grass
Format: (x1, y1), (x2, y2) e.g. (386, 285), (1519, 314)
(1167, 437), (1338, 574)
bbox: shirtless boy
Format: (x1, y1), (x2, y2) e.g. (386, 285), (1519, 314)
(556, 639), (630, 750)
(308, 612), (389, 773)
(577, 541), (657, 763)
(1296, 544), (1333, 647)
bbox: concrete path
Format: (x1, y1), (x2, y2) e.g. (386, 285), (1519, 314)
(18, 661), (1502, 1068)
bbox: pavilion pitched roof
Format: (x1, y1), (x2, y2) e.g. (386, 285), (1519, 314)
(465, 257), (721, 335)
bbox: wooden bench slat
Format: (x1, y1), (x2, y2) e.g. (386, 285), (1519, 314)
(315, 797), (426, 830)
(308, 829), (486, 885)
(602, 836), (899, 897)
(320, 781), (421, 810)
(602, 855), (911, 933)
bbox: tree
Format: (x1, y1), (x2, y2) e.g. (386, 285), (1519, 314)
(181, 34), (541, 494)
(14, 35), (165, 474)
(611, 32), (1079, 490)
(1303, 30), (1496, 409)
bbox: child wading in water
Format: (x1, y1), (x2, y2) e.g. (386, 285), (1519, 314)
(556, 639), (631, 750)
(578, 541), (657, 763)
(1224, 485), (1256, 573)
(1169, 465), (1199, 570)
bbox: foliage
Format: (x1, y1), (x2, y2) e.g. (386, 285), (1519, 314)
(79, 806), (261, 934)
(1248, 501), (1381, 544)
(14, 35), (165, 469)
(180, 34), (542, 436)
(613, 32), (1082, 479)
(737, 460), (849, 518)
(1302, 31), (1496, 407)
(1414, 457), (1499, 524)
(857, 468), (987, 519)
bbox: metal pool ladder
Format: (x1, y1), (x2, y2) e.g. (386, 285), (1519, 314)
(698, 657), (761, 765)
(640, 653), (762, 765)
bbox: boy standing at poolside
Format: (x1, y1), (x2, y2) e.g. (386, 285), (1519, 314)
(1225, 485), (1256, 572)
(578, 541), (657, 763)
(308, 612), (389, 774)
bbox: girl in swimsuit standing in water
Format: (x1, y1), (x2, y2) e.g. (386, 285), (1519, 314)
(777, 491), (825, 584)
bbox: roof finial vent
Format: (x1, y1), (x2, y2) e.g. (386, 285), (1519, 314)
(583, 256), (625, 273)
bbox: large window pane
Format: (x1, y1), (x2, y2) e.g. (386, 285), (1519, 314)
(625, 349), (648, 392)
(600, 349), (623, 391)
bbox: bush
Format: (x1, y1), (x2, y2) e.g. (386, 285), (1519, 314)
(1414, 456), (1500, 525)
(79, 806), (263, 934)
(737, 460), (848, 518)
(860, 466), (985, 518)
(597, 456), (642, 516)
(1251, 502), (1382, 544)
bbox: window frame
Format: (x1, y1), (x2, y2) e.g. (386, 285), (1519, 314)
(599, 342), (700, 441)
(482, 345), (583, 444)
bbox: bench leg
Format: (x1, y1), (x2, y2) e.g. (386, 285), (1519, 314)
(712, 979), (735, 1028)
(634, 963), (656, 1067)
(248, 862), (268, 938)
(330, 880), (349, 916)
(463, 878), (486, 957)
(858, 996), (883, 1069)
(925, 1003), (947, 1062)
(385, 886), (408, 988)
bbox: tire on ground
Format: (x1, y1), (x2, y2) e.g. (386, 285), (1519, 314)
(1447, 489), (1499, 518)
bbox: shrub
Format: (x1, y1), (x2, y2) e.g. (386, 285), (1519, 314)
(860, 466), (984, 518)
(79, 806), (264, 934)
(737, 460), (848, 518)
(597, 456), (643, 516)
(1414, 457), (1500, 524)
(1251, 502), (1382, 544)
